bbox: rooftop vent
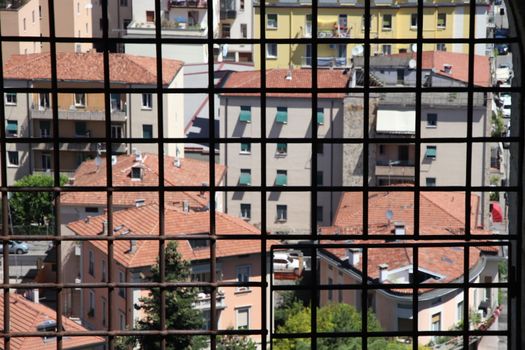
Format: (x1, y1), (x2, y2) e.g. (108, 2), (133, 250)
(442, 63), (452, 74)
(135, 199), (145, 207)
(111, 155), (117, 166)
(174, 157), (181, 168)
(36, 320), (57, 332)
(379, 263), (389, 283)
(182, 200), (190, 213)
(394, 222), (406, 236)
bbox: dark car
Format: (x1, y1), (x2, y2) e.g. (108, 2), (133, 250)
(496, 44), (509, 55)
(495, 28), (509, 38)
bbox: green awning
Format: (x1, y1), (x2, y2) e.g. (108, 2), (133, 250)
(6, 122), (17, 133)
(277, 143), (287, 153)
(426, 147), (437, 158)
(239, 110), (252, 122)
(275, 174), (287, 186)
(239, 173), (251, 185)
(317, 111), (324, 125)
(276, 111), (288, 124)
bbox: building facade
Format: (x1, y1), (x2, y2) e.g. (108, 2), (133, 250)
(253, 0), (490, 69)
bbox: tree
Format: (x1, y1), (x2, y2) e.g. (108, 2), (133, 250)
(491, 110), (506, 137)
(217, 331), (257, 350)
(9, 174), (68, 227)
(126, 241), (206, 350)
(274, 302), (411, 350)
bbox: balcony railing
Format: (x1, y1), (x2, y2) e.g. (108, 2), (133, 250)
(30, 108), (127, 122)
(375, 162), (415, 177)
(127, 20), (207, 37)
(220, 9), (237, 20)
(301, 56), (349, 68)
(192, 291), (226, 310)
(169, 0), (207, 7)
(32, 142), (127, 153)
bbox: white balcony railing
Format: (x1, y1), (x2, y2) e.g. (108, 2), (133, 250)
(192, 291), (226, 310)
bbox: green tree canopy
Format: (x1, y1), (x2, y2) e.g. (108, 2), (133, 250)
(9, 174), (67, 227)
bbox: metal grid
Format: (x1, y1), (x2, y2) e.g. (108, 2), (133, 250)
(0, 0), (521, 349)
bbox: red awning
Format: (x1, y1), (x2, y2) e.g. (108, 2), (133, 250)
(491, 202), (503, 223)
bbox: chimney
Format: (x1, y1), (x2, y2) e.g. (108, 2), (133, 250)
(379, 264), (389, 283)
(174, 158), (181, 168)
(102, 221), (108, 235)
(129, 240), (137, 254)
(32, 289), (39, 304)
(67, 177), (75, 185)
(111, 155), (117, 166)
(347, 247), (361, 266)
(443, 64), (452, 74)
(394, 222), (406, 236)
(182, 200), (190, 213)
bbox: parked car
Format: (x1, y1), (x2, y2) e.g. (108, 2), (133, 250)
(0, 241), (29, 254)
(496, 64), (513, 84)
(500, 93), (511, 118)
(496, 44), (509, 55)
(495, 28), (509, 38)
(273, 251), (306, 275)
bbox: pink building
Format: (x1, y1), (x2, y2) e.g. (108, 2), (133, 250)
(67, 203), (277, 346)
(318, 190), (503, 346)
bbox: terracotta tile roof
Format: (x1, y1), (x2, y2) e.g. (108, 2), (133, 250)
(61, 153), (226, 209)
(222, 69), (350, 98)
(0, 293), (104, 350)
(3, 52), (183, 85)
(332, 189), (481, 235)
(389, 51), (491, 87)
(67, 204), (278, 268)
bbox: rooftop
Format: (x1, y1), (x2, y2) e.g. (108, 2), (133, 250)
(221, 69), (351, 98)
(68, 204), (278, 268)
(61, 153), (226, 209)
(3, 52), (184, 85)
(0, 293), (104, 350)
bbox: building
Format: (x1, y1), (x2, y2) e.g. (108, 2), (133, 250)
(90, 0), (133, 51)
(216, 0), (254, 62)
(253, 0), (490, 69)
(318, 190), (503, 346)
(219, 68), (351, 232)
(66, 203), (277, 345)
(2, 51), (185, 184)
(343, 51), (492, 224)
(0, 0), (43, 62)
(0, 292), (105, 350)
(125, 0), (213, 63)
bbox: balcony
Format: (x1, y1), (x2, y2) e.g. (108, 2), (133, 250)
(375, 160), (415, 177)
(30, 108), (127, 122)
(220, 9), (237, 20)
(169, 0), (207, 8)
(127, 20), (207, 37)
(192, 291), (226, 310)
(32, 142), (127, 153)
(301, 56), (349, 68)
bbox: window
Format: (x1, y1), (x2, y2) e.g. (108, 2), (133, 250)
(143, 124), (153, 139)
(427, 113), (437, 127)
(240, 143), (251, 154)
(267, 14), (278, 29)
(328, 277), (333, 300)
(102, 298), (107, 326)
(240, 203), (251, 220)
(101, 260), (106, 282)
(120, 0), (128, 6)
(317, 171), (323, 186)
(32, 10), (35, 23)
(85, 207), (98, 214)
(88, 290), (95, 317)
(436, 43), (447, 51)
(74, 93), (86, 107)
(131, 166), (142, 180)
(457, 301), (464, 322)
(426, 177), (436, 187)
(276, 143), (287, 156)
(119, 311), (126, 330)
(317, 206), (323, 222)
(41, 153), (51, 171)
(111, 124), (123, 139)
(431, 312), (441, 331)
(236, 307), (250, 329)
(239, 106), (252, 122)
(7, 151), (19, 167)
(240, 0), (244, 10)
(123, 19), (131, 28)
(142, 93), (153, 109)
(23, 18), (26, 31)
(77, 2), (80, 14)
(425, 146), (437, 159)
(6, 121), (18, 136)
(382, 44), (392, 56)
(317, 108), (324, 125)
(85, 23), (89, 34)
(411, 13), (417, 28)
(397, 69), (404, 84)
(39, 93), (50, 109)
(119, 271), (126, 298)
(266, 43), (277, 58)
(305, 14), (312, 37)
(240, 24), (247, 38)
(88, 250), (94, 276)
(146, 11), (155, 23)
(5, 93), (16, 105)
(437, 13), (446, 28)
(317, 143), (324, 154)
(382, 14), (392, 30)
(275, 107), (288, 124)
(276, 205), (287, 222)
(75, 122), (88, 137)
(362, 14), (372, 30)
(40, 121), (51, 138)
(379, 145), (385, 155)
(275, 170), (287, 186)
(236, 265), (251, 291)
(221, 24), (231, 38)
(239, 169), (251, 186)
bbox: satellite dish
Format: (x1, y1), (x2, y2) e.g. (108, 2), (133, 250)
(411, 43), (418, 52)
(408, 59), (417, 69)
(351, 45), (364, 57)
(386, 210), (394, 221)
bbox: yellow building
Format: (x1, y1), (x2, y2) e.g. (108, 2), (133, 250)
(254, 0), (489, 69)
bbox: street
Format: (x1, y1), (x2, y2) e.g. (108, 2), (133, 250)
(0, 241), (50, 284)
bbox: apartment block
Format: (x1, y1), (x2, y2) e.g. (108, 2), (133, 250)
(2, 51), (185, 184)
(0, 0), (43, 62)
(219, 69), (350, 232)
(67, 204), (275, 345)
(319, 191), (502, 346)
(125, 0), (214, 63)
(217, 0), (253, 62)
(253, 0), (490, 69)
(90, 0), (133, 51)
